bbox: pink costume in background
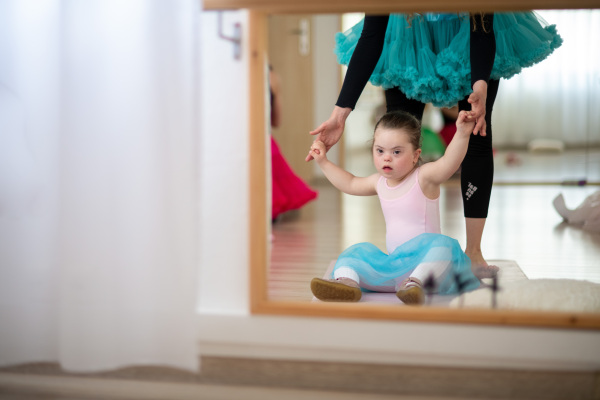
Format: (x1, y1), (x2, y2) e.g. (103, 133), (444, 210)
(271, 137), (317, 220)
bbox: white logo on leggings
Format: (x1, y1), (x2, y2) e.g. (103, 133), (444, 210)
(465, 182), (477, 200)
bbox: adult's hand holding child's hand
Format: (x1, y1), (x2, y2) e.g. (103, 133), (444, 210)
(468, 80), (488, 136)
(309, 140), (327, 164)
(456, 110), (477, 136)
(306, 106), (351, 162)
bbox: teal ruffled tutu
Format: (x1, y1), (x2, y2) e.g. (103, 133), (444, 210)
(332, 233), (480, 295)
(334, 12), (562, 107)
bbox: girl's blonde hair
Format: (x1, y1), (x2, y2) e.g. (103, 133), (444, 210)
(471, 12), (492, 33)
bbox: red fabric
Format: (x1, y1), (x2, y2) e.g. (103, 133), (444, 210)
(438, 123), (456, 146)
(271, 136), (318, 219)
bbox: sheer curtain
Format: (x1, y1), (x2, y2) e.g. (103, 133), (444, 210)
(494, 10), (600, 147)
(0, 0), (199, 372)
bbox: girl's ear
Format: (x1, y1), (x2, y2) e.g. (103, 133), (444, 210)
(414, 148), (422, 164)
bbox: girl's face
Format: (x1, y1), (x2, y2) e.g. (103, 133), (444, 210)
(372, 127), (421, 183)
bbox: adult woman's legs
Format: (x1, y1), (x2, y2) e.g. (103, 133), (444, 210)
(385, 87), (426, 120)
(385, 83), (500, 277)
(458, 79), (500, 277)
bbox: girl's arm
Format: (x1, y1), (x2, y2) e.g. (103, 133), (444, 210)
(306, 106), (350, 162)
(419, 111), (476, 195)
(309, 141), (378, 196)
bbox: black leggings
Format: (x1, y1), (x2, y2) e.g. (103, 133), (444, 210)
(384, 79), (500, 218)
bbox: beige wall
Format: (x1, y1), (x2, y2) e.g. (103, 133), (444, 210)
(311, 14), (342, 175)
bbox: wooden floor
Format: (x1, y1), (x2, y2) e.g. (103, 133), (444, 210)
(5, 368), (590, 400)
(0, 371), (467, 400)
(269, 149), (600, 302)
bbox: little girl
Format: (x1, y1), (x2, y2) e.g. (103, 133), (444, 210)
(309, 110), (480, 305)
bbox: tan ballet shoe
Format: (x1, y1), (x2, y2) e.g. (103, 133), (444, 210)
(311, 277), (362, 302)
(396, 277), (425, 305)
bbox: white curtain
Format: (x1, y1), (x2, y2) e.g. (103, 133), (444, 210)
(494, 10), (600, 147)
(0, 0), (199, 372)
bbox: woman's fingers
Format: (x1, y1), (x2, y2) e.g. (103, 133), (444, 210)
(309, 121), (328, 136)
(474, 118), (487, 136)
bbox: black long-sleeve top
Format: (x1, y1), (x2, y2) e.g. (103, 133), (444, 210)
(336, 14), (496, 109)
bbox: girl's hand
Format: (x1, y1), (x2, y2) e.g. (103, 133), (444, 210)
(468, 80), (488, 136)
(455, 110), (476, 137)
(309, 140), (328, 164)
(306, 106), (351, 162)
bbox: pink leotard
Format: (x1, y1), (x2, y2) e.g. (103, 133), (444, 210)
(376, 168), (441, 254)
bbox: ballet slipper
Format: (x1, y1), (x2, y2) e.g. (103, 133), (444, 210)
(396, 277), (425, 305)
(311, 277), (361, 302)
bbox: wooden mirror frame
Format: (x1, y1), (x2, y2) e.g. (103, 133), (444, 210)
(206, 0), (600, 329)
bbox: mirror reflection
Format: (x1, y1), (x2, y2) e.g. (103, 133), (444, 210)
(267, 10), (600, 314)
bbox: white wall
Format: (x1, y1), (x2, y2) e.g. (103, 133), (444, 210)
(197, 10), (250, 315)
(196, 10), (600, 372)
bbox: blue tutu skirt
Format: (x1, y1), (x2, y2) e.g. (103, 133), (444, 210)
(332, 233), (480, 295)
(334, 12), (563, 107)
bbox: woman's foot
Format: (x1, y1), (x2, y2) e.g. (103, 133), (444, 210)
(467, 250), (499, 279)
(396, 277), (425, 305)
(465, 218), (498, 279)
(311, 277), (362, 302)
